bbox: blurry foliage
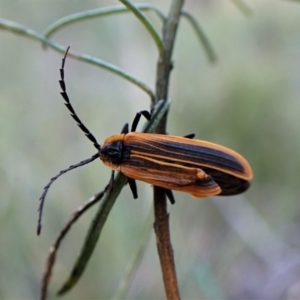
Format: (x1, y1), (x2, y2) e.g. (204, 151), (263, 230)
(1, 0), (300, 299)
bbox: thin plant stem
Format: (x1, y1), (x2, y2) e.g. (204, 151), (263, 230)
(153, 0), (185, 299)
(44, 6), (216, 63)
(57, 172), (128, 296)
(0, 18), (155, 102)
(44, 4), (166, 40)
(181, 11), (217, 63)
(40, 184), (110, 300)
(119, 0), (164, 55)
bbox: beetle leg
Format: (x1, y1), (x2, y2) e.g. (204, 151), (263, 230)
(131, 110), (151, 132)
(128, 177), (138, 199)
(183, 133), (195, 139)
(163, 188), (175, 204)
(108, 170), (115, 191)
(120, 123), (129, 134)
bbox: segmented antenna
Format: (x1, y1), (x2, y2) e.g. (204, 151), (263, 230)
(59, 46), (100, 151)
(37, 154), (99, 235)
(37, 47), (101, 235)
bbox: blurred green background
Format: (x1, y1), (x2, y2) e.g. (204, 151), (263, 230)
(1, 0), (300, 299)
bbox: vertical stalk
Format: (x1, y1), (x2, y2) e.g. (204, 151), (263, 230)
(153, 1), (184, 299)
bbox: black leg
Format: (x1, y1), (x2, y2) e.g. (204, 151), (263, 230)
(121, 123), (129, 134)
(183, 133), (195, 139)
(131, 110), (151, 132)
(109, 170), (115, 191)
(163, 188), (175, 204)
(128, 178), (138, 199)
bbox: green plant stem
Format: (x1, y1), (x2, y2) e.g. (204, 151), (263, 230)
(57, 172), (128, 296)
(44, 5), (216, 64)
(43, 4), (166, 40)
(0, 17), (155, 102)
(119, 0), (164, 55)
(181, 11), (217, 63)
(40, 185), (110, 300)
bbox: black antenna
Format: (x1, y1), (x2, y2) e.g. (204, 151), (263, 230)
(59, 46), (100, 151)
(37, 154), (99, 235)
(37, 47), (101, 235)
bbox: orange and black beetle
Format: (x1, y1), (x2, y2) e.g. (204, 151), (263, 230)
(37, 47), (252, 235)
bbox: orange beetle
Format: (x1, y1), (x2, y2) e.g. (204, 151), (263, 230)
(37, 48), (252, 235)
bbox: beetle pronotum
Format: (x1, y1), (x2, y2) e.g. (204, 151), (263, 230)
(37, 47), (253, 235)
